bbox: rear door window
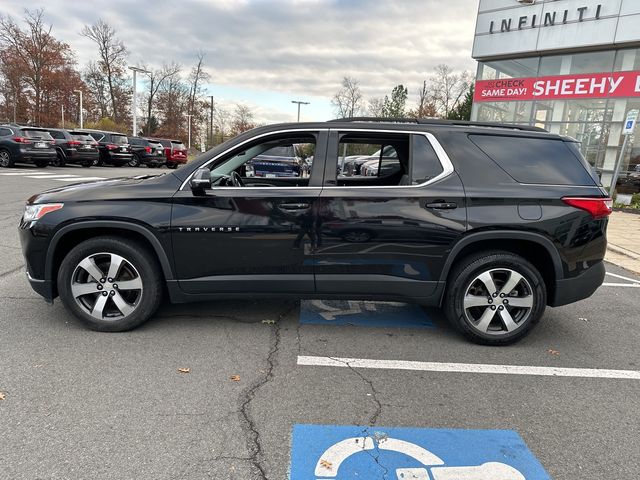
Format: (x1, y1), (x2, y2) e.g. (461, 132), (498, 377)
(411, 134), (444, 184)
(469, 135), (596, 186)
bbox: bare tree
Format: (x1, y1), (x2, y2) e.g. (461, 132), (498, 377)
(332, 76), (364, 118)
(429, 64), (471, 118)
(187, 52), (209, 117)
(212, 102), (231, 139)
(230, 104), (255, 136)
(408, 80), (438, 118)
(367, 97), (384, 117)
(143, 62), (181, 135)
(81, 19), (128, 123)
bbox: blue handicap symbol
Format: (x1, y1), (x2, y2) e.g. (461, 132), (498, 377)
(290, 424), (550, 480)
(626, 120), (634, 129)
(299, 300), (435, 328)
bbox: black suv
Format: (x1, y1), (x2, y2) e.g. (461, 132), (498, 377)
(127, 136), (165, 167)
(79, 129), (132, 166)
(0, 125), (57, 168)
(46, 128), (99, 167)
(19, 119), (611, 344)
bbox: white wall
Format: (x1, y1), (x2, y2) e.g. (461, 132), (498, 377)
(473, 0), (640, 60)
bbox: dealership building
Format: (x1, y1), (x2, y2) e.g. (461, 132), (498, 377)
(471, 0), (640, 186)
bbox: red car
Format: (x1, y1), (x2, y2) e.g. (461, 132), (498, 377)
(146, 138), (187, 169)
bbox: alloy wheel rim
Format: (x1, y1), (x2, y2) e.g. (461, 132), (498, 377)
(462, 268), (534, 335)
(71, 252), (143, 320)
(0, 151), (9, 167)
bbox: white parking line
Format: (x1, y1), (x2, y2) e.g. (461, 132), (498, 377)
(605, 272), (640, 284)
(23, 174), (80, 179)
(297, 355), (640, 380)
(52, 176), (105, 181)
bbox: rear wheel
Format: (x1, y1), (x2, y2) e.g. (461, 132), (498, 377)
(0, 149), (13, 167)
(444, 251), (546, 345)
(57, 237), (163, 332)
(167, 162), (178, 169)
(34, 160), (49, 168)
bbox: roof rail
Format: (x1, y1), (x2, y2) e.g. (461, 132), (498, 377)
(328, 117), (547, 133)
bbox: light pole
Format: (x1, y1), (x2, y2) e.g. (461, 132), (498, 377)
(74, 89), (83, 129)
(129, 66), (151, 137)
(291, 100), (310, 122)
(185, 114), (193, 150)
(61, 105), (65, 128)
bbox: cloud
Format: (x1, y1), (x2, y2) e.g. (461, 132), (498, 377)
(2, 0), (478, 121)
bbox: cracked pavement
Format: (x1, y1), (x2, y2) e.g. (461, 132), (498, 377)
(1, 167), (639, 479)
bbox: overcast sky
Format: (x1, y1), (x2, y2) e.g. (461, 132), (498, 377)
(2, 0), (479, 123)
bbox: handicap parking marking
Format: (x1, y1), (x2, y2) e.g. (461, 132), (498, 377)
(299, 300), (435, 329)
(290, 424), (549, 480)
(602, 271), (640, 288)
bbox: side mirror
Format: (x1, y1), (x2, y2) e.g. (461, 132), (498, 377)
(190, 168), (211, 194)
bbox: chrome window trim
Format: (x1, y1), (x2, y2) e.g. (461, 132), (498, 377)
(179, 127), (454, 191)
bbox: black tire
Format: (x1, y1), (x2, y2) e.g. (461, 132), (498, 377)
(128, 154), (141, 167)
(82, 161), (92, 168)
(57, 236), (163, 332)
(34, 160), (49, 168)
(167, 162), (178, 169)
(53, 151), (66, 167)
(0, 149), (13, 168)
(444, 251), (546, 345)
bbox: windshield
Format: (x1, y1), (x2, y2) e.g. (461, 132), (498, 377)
(171, 141), (186, 150)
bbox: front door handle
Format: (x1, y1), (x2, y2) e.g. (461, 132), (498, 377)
(426, 202), (457, 210)
(279, 203), (310, 210)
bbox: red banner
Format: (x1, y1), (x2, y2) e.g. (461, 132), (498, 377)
(474, 71), (640, 103)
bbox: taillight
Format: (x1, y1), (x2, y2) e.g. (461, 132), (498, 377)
(106, 144), (118, 150)
(68, 140), (81, 146)
(562, 197), (613, 219)
(144, 146), (152, 153)
(13, 136), (31, 144)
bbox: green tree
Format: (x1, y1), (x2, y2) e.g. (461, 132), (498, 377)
(381, 84), (408, 118)
(447, 84), (474, 121)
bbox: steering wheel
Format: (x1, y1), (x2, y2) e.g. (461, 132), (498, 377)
(230, 171), (245, 187)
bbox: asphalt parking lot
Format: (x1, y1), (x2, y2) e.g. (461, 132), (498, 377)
(1, 165), (639, 479)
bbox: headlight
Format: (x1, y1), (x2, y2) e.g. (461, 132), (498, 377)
(23, 203), (64, 223)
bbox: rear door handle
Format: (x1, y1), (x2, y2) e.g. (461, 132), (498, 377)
(426, 202), (457, 210)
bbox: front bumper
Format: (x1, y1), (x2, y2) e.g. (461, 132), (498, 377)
(549, 261), (605, 307)
(26, 270), (53, 303)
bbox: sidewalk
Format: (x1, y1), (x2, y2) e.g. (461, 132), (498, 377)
(605, 211), (640, 274)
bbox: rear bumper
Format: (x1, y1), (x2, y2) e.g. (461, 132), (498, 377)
(106, 152), (133, 165)
(549, 261), (605, 307)
(167, 156), (188, 164)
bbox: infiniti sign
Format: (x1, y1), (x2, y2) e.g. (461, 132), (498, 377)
(488, 3), (602, 34)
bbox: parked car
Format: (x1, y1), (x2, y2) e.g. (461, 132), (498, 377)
(19, 118), (611, 345)
(79, 129), (132, 166)
(46, 128), (99, 168)
(0, 124), (57, 168)
(245, 145), (304, 178)
(147, 138), (187, 168)
(127, 136), (165, 167)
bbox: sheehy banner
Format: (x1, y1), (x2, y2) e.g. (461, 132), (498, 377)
(474, 71), (640, 103)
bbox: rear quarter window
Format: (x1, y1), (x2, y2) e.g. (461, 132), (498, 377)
(468, 135), (596, 186)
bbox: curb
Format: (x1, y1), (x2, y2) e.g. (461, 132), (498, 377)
(607, 243), (640, 260)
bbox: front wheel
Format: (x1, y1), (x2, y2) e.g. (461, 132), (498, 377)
(444, 251), (546, 345)
(52, 152), (66, 167)
(128, 154), (141, 167)
(57, 237), (163, 332)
